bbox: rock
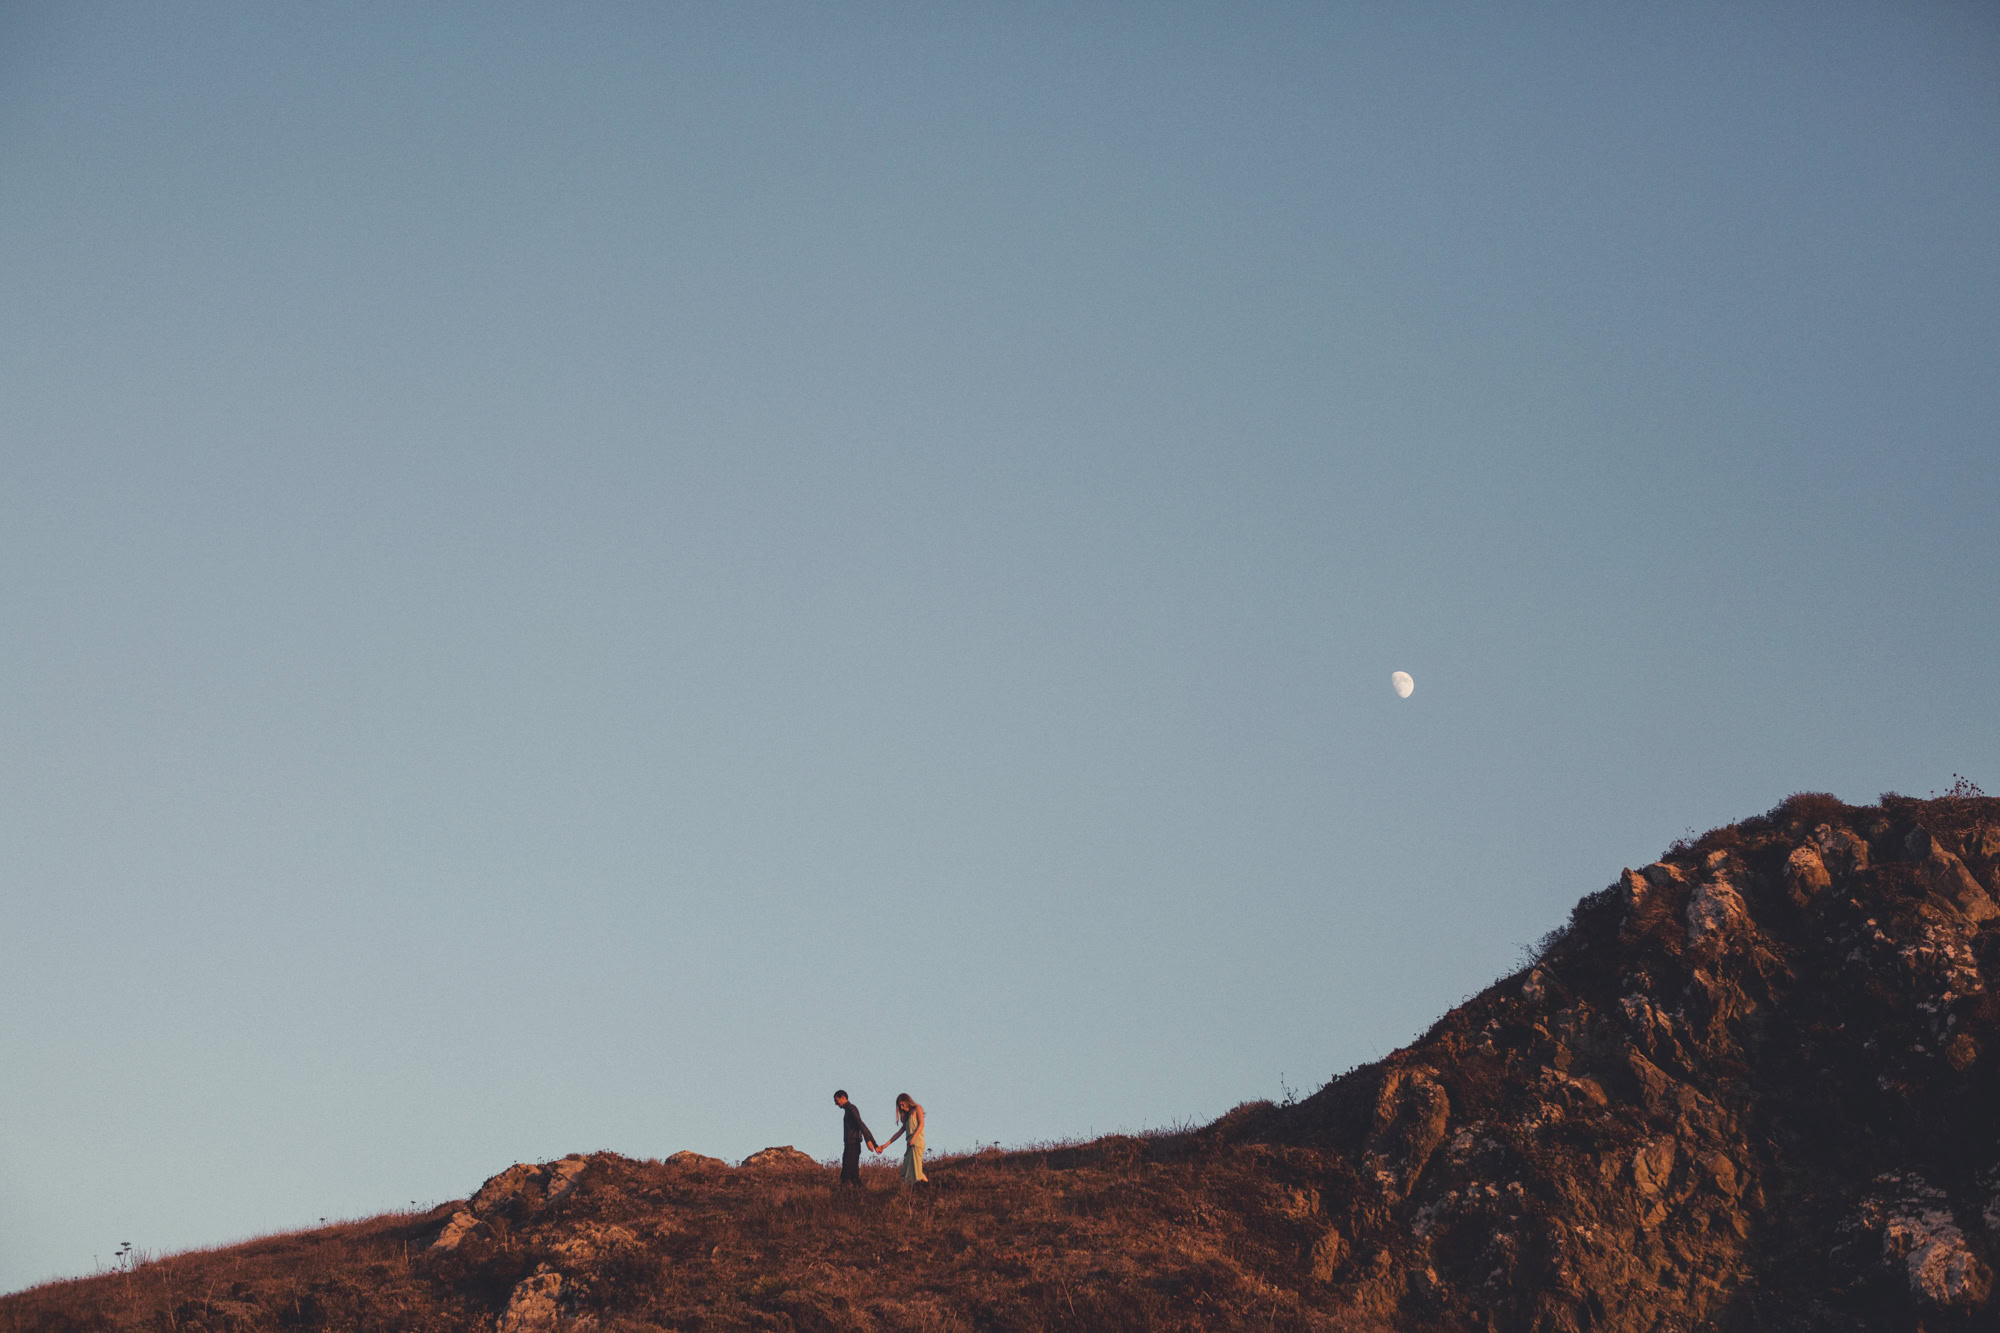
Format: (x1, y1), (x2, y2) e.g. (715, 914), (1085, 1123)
(1857, 1174), (1994, 1312)
(664, 1150), (726, 1169)
(1630, 1139), (1676, 1198)
(471, 1163), (541, 1216)
(544, 1156), (588, 1207)
(1964, 825), (2000, 888)
(1275, 1186), (1321, 1221)
(471, 1155), (590, 1221)
(1896, 1215), (1993, 1310)
(1685, 868), (1750, 950)
(1907, 827), (1999, 922)
(1946, 1033), (1979, 1071)
(498, 1265), (564, 1333)
(1698, 1151), (1741, 1199)
(740, 1145), (821, 1170)
(1622, 1047), (1681, 1117)
(552, 1223), (643, 1269)
(430, 1210), (485, 1252)
(1307, 1227), (1348, 1282)
(1642, 862), (1685, 888)
(1365, 1067), (1450, 1201)
(1784, 844), (1831, 904)
(1619, 993), (1680, 1065)
(1813, 823), (1871, 876)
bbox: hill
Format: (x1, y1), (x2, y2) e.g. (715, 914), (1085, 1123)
(7, 790), (1999, 1332)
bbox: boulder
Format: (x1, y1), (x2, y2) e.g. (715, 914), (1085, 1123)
(430, 1209), (486, 1252)
(1685, 866), (1750, 950)
(1364, 1067), (1450, 1202)
(1907, 827), (1999, 922)
(471, 1155), (590, 1221)
(740, 1145), (822, 1170)
(1630, 1139), (1676, 1198)
(1783, 844), (1831, 904)
(471, 1163), (541, 1216)
(1813, 823), (1871, 876)
(497, 1265), (564, 1333)
(1307, 1227), (1348, 1282)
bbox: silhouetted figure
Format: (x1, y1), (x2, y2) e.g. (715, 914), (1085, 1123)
(832, 1090), (877, 1186)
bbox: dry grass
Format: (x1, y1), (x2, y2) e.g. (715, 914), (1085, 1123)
(2, 1145), (1390, 1332)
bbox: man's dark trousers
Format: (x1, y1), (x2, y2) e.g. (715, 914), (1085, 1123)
(839, 1099), (874, 1185)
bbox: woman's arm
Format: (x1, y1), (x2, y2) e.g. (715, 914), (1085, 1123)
(877, 1123), (905, 1149)
(912, 1105), (924, 1138)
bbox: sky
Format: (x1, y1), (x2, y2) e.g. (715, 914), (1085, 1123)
(3, 0), (1997, 1293)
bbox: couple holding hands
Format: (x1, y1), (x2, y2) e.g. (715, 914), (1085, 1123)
(833, 1090), (926, 1188)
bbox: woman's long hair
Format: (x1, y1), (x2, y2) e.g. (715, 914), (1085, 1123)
(896, 1093), (915, 1123)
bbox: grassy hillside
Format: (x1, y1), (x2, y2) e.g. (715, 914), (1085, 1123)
(8, 790), (1999, 1332)
(1, 1134), (1382, 1332)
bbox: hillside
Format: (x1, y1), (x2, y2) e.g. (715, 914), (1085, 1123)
(7, 790), (1999, 1332)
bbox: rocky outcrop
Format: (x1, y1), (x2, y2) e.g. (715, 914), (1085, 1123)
(1908, 826), (1999, 923)
(739, 1145), (820, 1171)
(469, 1155), (590, 1224)
(1233, 789), (2000, 1331)
(428, 1209), (487, 1252)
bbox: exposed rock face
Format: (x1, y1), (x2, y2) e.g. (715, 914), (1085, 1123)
(496, 1265), (562, 1333)
(470, 1155), (590, 1223)
(1238, 790), (2000, 1331)
(428, 1209), (486, 1252)
(1784, 843), (1831, 903)
(1909, 827), (2000, 922)
(1363, 1067), (1450, 1202)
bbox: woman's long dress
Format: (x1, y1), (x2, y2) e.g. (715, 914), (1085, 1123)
(900, 1106), (927, 1185)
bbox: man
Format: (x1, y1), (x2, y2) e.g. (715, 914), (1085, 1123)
(832, 1090), (878, 1187)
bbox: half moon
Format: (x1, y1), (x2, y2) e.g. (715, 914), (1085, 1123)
(1391, 671), (1414, 698)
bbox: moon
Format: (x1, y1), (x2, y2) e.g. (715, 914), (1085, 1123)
(1391, 671), (1414, 699)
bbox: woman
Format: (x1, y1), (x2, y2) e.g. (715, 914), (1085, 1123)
(874, 1093), (926, 1185)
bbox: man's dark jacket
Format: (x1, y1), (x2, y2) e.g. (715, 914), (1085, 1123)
(842, 1102), (875, 1146)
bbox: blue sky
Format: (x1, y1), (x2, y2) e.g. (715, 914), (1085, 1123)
(4, 1), (1996, 1292)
